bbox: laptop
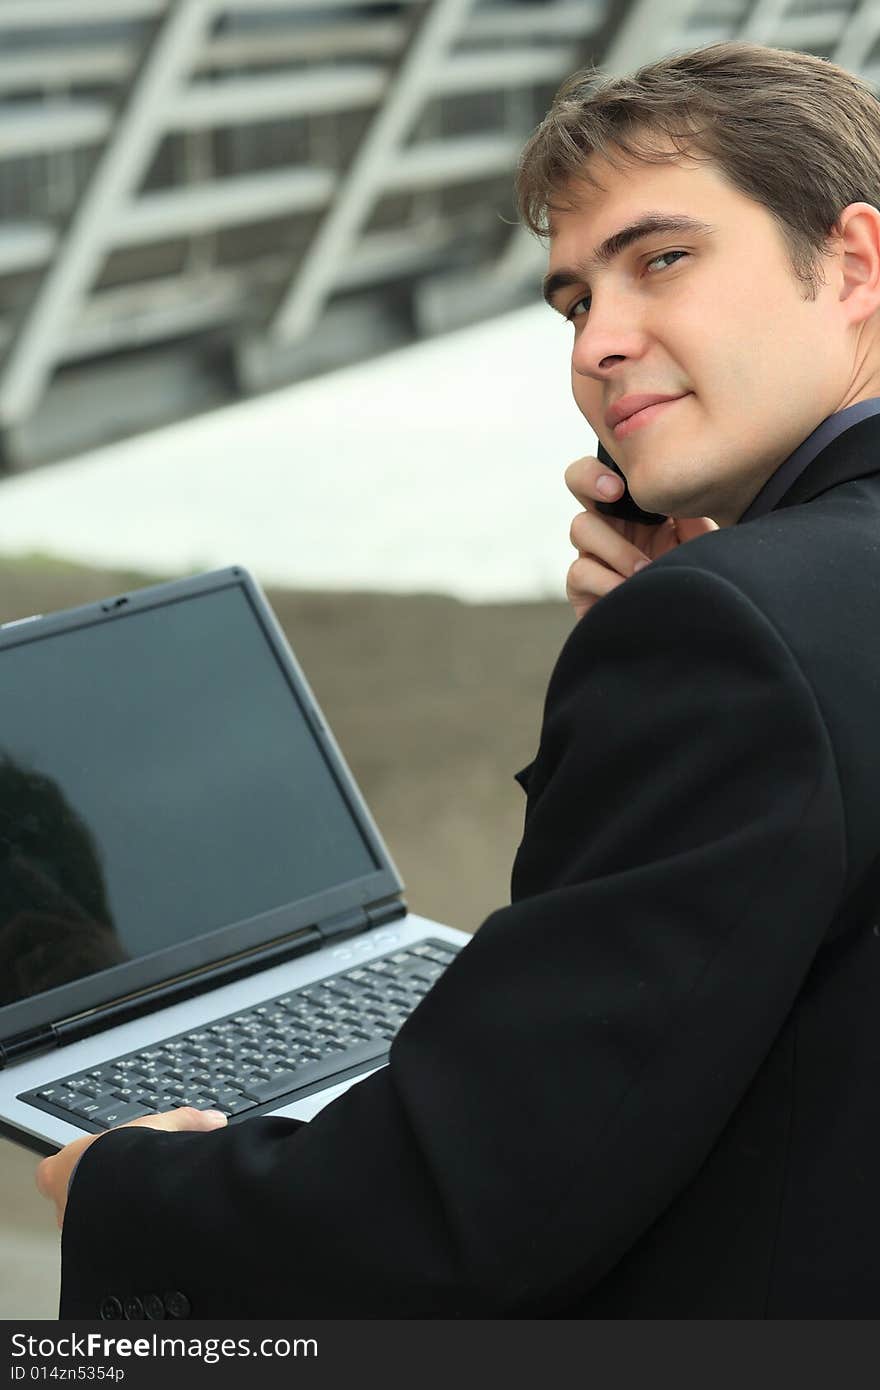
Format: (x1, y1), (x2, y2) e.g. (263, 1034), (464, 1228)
(0, 566), (470, 1156)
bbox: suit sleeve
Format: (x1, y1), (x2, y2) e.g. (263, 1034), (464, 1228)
(59, 563), (847, 1317)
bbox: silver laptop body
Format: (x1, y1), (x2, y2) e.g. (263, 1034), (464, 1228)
(0, 566), (469, 1153)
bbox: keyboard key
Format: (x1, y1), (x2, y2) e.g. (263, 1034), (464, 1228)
(67, 1097), (107, 1119)
(214, 1095), (253, 1116)
(151, 1095), (181, 1111)
(240, 1073), (271, 1090)
(92, 1101), (155, 1127)
(24, 942), (462, 1127)
(242, 1038), (389, 1103)
(241, 1073), (297, 1101)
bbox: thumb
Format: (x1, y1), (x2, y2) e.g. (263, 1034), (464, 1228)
(673, 516), (719, 543)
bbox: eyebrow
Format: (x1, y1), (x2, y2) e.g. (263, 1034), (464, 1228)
(542, 214), (716, 309)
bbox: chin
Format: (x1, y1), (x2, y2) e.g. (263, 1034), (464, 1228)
(626, 473), (675, 515)
(627, 456), (710, 518)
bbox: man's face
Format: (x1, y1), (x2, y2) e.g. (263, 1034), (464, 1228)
(544, 146), (854, 524)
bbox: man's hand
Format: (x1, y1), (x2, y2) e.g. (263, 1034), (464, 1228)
(565, 455), (719, 620)
(35, 1105), (228, 1230)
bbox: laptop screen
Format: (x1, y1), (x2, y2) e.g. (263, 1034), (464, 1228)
(0, 581), (380, 1010)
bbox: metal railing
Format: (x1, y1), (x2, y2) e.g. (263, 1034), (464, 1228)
(1, 0), (875, 465)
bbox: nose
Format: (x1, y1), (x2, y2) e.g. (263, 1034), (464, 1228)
(570, 292), (649, 382)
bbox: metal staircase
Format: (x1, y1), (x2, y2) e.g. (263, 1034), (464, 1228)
(1, 0), (877, 466)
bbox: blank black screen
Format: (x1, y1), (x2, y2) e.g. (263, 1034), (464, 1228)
(0, 586), (378, 1006)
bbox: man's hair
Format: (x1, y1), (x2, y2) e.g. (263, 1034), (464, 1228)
(516, 41), (880, 300)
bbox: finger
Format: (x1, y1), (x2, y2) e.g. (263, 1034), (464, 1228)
(124, 1105), (228, 1133)
(35, 1134), (94, 1200)
(36, 1162), (64, 1229)
(34, 1154), (53, 1202)
(674, 516), (719, 542)
(565, 454), (625, 508)
(35, 1154), (50, 1198)
(566, 554), (627, 617)
(35, 1147), (80, 1230)
(569, 509), (650, 577)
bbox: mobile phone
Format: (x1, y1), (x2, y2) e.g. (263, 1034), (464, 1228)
(594, 440), (667, 525)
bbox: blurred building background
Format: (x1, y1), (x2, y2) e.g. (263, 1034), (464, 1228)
(4, 0), (878, 465)
(0, 0), (621, 466)
(3, 0), (880, 1319)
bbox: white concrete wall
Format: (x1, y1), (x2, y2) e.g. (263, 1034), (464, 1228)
(0, 304), (595, 602)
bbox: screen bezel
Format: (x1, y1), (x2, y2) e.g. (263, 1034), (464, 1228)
(0, 566), (404, 1041)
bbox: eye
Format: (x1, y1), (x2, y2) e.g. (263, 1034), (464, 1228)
(646, 249), (689, 272)
(565, 294), (591, 322)
(562, 249), (689, 324)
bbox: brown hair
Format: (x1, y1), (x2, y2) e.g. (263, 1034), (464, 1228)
(516, 41), (880, 299)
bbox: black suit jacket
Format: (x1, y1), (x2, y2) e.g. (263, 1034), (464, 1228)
(59, 415), (880, 1318)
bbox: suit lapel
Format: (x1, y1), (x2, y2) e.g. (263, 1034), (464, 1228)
(772, 412), (880, 513)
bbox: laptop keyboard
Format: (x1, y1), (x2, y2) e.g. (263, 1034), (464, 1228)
(22, 938), (460, 1130)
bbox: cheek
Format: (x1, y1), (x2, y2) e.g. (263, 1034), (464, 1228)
(675, 293), (760, 405)
(691, 264), (804, 386)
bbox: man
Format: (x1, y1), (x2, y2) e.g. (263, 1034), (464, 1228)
(40, 40), (880, 1316)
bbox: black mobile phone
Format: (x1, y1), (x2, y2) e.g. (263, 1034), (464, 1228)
(594, 440), (667, 525)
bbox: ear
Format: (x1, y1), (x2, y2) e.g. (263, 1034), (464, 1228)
(833, 202), (880, 325)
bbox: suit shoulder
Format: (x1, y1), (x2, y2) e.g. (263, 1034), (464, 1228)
(647, 497), (869, 627)
(558, 539), (806, 693)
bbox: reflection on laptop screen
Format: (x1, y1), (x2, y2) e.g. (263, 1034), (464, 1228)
(0, 586), (378, 1006)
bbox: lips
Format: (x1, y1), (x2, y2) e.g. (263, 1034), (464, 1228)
(605, 392), (689, 432)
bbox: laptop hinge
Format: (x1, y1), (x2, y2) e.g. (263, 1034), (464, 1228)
(5, 922), (325, 1055)
(0, 1025), (60, 1069)
(317, 906), (370, 941)
(366, 898), (408, 930)
(0, 903), (410, 1063)
(317, 897), (407, 942)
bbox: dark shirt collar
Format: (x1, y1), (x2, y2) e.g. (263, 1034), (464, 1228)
(738, 396), (880, 523)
